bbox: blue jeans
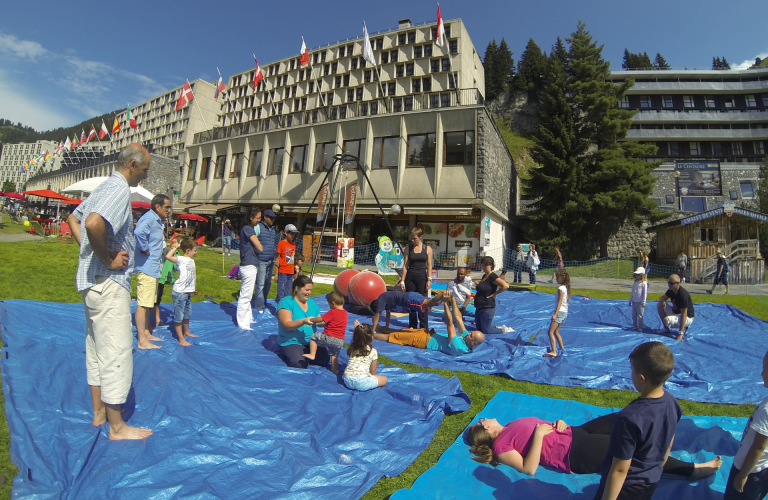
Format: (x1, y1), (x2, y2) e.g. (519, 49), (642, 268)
(172, 290), (192, 323)
(222, 235), (232, 248)
(276, 272), (294, 305)
(513, 262), (524, 283)
(252, 259), (274, 312)
(475, 307), (505, 335)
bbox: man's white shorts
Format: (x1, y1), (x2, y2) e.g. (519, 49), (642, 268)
(663, 304), (694, 329)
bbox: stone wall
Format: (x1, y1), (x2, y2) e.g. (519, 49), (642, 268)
(486, 90), (539, 134)
(606, 220), (656, 257)
(476, 109), (516, 220)
(651, 166), (761, 212)
(144, 154), (183, 202)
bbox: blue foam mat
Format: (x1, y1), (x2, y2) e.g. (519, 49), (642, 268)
(391, 392), (745, 500)
(331, 291), (768, 405)
(0, 300), (469, 499)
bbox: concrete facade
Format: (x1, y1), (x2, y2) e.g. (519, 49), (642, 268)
(0, 140), (58, 188)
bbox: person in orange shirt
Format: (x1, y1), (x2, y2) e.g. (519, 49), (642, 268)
(274, 224), (300, 304)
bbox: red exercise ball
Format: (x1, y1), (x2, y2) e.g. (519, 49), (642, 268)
(334, 269), (359, 297)
(347, 272), (387, 309)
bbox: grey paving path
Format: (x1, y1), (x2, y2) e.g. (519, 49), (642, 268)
(0, 233), (42, 243)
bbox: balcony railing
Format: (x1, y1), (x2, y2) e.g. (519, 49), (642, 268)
(193, 88), (484, 145)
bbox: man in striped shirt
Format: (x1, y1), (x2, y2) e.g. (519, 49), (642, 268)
(67, 144), (153, 441)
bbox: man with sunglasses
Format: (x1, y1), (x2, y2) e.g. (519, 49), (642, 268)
(657, 274), (695, 341)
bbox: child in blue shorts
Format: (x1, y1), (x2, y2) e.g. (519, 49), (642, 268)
(166, 237), (199, 347)
(369, 290), (446, 333)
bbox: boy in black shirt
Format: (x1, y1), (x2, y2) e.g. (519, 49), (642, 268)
(656, 274), (695, 341)
(595, 342), (681, 500)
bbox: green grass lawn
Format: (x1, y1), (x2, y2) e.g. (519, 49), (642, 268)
(0, 239), (763, 499)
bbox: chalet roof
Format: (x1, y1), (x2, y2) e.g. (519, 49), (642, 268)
(646, 206), (768, 232)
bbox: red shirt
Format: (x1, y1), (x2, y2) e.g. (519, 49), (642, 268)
(276, 240), (296, 275)
(322, 308), (348, 339)
(491, 417), (573, 473)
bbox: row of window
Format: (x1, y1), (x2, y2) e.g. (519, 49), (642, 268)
(621, 94), (768, 110)
(188, 131), (474, 180)
(655, 140), (766, 156)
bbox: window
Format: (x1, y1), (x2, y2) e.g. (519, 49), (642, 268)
(343, 74), (350, 86)
(373, 137), (399, 168)
(347, 44), (353, 55)
(444, 131), (475, 165)
(347, 89), (354, 101)
(335, 76), (342, 88)
(665, 195), (675, 204)
(724, 96), (735, 108)
(763, 95), (768, 107)
(640, 96), (652, 108)
(396, 65), (404, 78)
(415, 46), (423, 58)
(321, 52), (327, 62)
(332, 62), (338, 73)
(407, 133), (436, 167)
(681, 197), (706, 212)
(404, 96), (413, 111)
(448, 74), (457, 89)
(755, 141), (765, 155)
(667, 142), (679, 156)
(324, 64), (330, 76)
(187, 159), (197, 180)
(406, 63), (414, 76)
(412, 79), (421, 93)
(339, 46), (346, 57)
(376, 38), (383, 50)
(662, 96), (674, 108)
(739, 180), (756, 198)
(712, 142), (723, 155)
(423, 78), (432, 92)
(391, 50), (398, 62)
(700, 227), (715, 241)
(746, 95), (757, 107)
(248, 150), (262, 176)
(290, 145), (307, 173)
(732, 142), (743, 155)
(268, 148), (284, 175)
(729, 190), (739, 200)
(343, 139), (366, 159)
(381, 52), (389, 64)
(351, 58), (358, 70)
(398, 33), (406, 45)
(431, 59), (440, 72)
(442, 58), (451, 71)
(424, 44), (432, 57)
(407, 32), (416, 44)
(449, 40), (457, 53)
(618, 96), (629, 109)
(388, 82), (396, 96)
(314, 142), (336, 172)
(689, 142), (700, 155)
(230, 153), (242, 178)
(365, 70), (371, 83)
(214, 155), (226, 178)
(309, 82), (314, 93)
(356, 88), (363, 100)
(705, 96), (716, 108)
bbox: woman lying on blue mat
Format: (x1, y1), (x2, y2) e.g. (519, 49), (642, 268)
(468, 413), (721, 480)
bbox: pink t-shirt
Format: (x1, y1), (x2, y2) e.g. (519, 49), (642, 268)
(491, 417), (573, 473)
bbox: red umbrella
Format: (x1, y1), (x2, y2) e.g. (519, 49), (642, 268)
(4, 192), (27, 200)
(59, 198), (82, 205)
(131, 201), (151, 210)
(177, 213), (209, 222)
(21, 189), (71, 201)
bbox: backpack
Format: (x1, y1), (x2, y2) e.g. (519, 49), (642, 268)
(227, 265), (241, 280)
(724, 260), (731, 273)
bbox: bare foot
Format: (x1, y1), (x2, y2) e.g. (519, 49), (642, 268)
(676, 334), (684, 341)
(109, 424), (153, 441)
(178, 338), (192, 346)
(543, 352), (557, 358)
(689, 456), (722, 481)
(138, 341), (161, 350)
(93, 407), (126, 426)
(184, 333), (199, 337)
(303, 353), (316, 360)
(147, 334), (164, 341)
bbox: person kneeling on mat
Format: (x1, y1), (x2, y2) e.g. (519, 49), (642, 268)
(371, 295), (485, 355)
(369, 290), (447, 333)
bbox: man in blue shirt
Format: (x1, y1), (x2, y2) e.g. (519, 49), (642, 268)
(252, 208), (277, 314)
(133, 194), (171, 349)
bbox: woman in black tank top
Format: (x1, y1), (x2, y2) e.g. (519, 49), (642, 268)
(399, 227), (433, 329)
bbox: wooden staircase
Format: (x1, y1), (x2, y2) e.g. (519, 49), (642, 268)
(694, 239), (764, 284)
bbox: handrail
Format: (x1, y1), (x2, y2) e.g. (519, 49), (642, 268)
(695, 239), (759, 281)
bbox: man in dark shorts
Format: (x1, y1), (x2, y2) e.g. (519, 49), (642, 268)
(657, 274), (695, 341)
(369, 290), (446, 333)
(707, 250), (729, 295)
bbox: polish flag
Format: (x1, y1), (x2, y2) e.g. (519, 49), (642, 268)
(435, 4), (446, 47)
(176, 80), (195, 111)
(299, 38), (310, 67)
(99, 120), (109, 140)
(253, 57), (264, 89)
(87, 125), (97, 142)
(214, 70), (226, 101)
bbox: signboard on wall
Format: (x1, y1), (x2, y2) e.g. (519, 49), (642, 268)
(455, 240), (473, 248)
(676, 160), (722, 197)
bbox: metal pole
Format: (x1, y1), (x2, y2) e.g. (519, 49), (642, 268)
(310, 158), (344, 279)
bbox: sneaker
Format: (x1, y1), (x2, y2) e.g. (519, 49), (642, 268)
(547, 279), (554, 283)
(725, 290), (729, 295)
(706, 290), (712, 294)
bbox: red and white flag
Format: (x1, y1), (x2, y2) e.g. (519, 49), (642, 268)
(87, 125), (97, 142)
(214, 68), (226, 101)
(99, 120), (109, 140)
(435, 4), (446, 47)
(253, 56), (264, 89)
(67, 136), (75, 150)
(176, 80), (195, 111)
(299, 38), (310, 67)
(55, 141), (64, 155)
(79, 129), (87, 145)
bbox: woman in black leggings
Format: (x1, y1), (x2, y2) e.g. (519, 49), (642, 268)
(399, 227), (433, 329)
(468, 413), (721, 480)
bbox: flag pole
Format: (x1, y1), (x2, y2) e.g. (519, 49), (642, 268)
(190, 84), (210, 130)
(305, 38), (326, 109)
(365, 21), (389, 112)
(255, 54), (278, 117)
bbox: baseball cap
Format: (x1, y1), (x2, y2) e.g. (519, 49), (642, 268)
(284, 224), (299, 233)
(634, 267), (645, 274)
(263, 209), (277, 218)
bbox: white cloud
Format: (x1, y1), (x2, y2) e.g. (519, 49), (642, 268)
(733, 50), (768, 70)
(0, 69), (71, 130)
(0, 32), (47, 60)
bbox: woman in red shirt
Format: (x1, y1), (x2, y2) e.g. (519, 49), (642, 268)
(468, 414), (721, 479)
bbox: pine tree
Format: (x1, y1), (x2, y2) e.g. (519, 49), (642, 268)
(483, 40), (501, 102)
(567, 21), (663, 257)
(653, 53), (670, 69)
(622, 49), (632, 69)
(721, 57), (731, 70)
(515, 38), (548, 98)
(497, 39), (516, 92)
(551, 37), (568, 73)
(712, 57), (721, 70)
(524, 52), (591, 256)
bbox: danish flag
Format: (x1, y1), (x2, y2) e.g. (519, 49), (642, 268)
(176, 80), (195, 111)
(253, 56), (264, 89)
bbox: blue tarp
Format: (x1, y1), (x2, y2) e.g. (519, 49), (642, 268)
(391, 392), (746, 500)
(332, 291), (768, 405)
(0, 300), (469, 499)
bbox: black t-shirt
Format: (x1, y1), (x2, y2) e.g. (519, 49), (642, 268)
(474, 273), (499, 310)
(665, 286), (695, 318)
(600, 392), (682, 486)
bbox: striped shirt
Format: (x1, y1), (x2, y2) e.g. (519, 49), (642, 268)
(73, 172), (135, 292)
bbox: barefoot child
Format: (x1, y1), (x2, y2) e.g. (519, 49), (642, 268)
(724, 351), (768, 499)
(166, 237), (199, 346)
(343, 323), (388, 391)
(630, 267), (648, 332)
(369, 290), (447, 333)
(303, 291), (348, 374)
(544, 269), (570, 358)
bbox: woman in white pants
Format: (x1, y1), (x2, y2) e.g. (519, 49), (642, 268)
(237, 208), (263, 329)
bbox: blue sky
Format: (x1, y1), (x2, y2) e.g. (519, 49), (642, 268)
(0, 0), (764, 131)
